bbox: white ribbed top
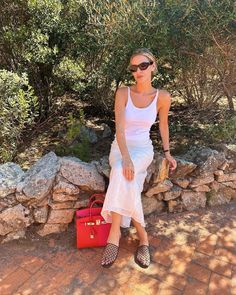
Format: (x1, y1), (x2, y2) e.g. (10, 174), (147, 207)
(115, 86), (158, 143)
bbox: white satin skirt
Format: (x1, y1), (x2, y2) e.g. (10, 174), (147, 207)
(101, 137), (154, 228)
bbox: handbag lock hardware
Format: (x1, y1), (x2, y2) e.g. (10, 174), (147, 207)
(96, 219), (101, 225)
(86, 222), (95, 226)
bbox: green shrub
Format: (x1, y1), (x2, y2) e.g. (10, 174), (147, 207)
(0, 70), (39, 162)
(55, 110), (91, 162)
(53, 57), (86, 93)
(206, 115), (236, 143)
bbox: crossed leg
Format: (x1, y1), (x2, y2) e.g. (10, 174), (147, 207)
(106, 211), (122, 246)
(131, 218), (149, 246)
(106, 212), (149, 247)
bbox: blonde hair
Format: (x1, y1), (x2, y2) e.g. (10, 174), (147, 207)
(129, 48), (158, 75)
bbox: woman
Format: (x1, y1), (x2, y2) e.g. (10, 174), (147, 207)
(100, 48), (177, 268)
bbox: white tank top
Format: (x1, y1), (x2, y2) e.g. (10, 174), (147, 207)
(115, 86), (158, 143)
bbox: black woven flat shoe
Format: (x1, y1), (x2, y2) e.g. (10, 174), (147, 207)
(134, 245), (151, 268)
(101, 243), (119, 268)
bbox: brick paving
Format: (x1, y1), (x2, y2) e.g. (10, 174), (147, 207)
(0, 202), (235, 295)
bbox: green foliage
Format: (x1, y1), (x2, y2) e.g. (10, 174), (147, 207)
(27, 0), (62, 32)
(0, 0), (235, 164)
(53, 57), (86, 93)
(1, 0), (235, 113)
(206, 115), (236, 144)
(55, 110), (91, 162)
(0, 70), (39, 162)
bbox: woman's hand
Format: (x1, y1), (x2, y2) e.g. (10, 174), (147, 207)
(122, 156), (135, 181)
(165, 153), (177, 171)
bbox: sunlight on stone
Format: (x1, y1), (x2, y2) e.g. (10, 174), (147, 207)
(18, 290), (33, 295)
(211, 278), (230, 290)
(173, 232), (188, 245)
(0, 284), (10, 293)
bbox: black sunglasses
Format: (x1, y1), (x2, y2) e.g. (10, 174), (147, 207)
(128, 61), (153, 72)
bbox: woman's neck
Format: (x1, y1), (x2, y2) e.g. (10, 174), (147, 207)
(133, 81), (154, 94)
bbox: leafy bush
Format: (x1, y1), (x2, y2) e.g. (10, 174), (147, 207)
(53, 57), (86, 93)
(0, 70), (39, 162)
(206, 115), (236, 144)
(55, 110), (91, 162)
(1, 0), (235, 114)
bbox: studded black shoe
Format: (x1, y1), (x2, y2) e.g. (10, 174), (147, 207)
(101, 243), (120, 268)
(134, 244), (151, 268)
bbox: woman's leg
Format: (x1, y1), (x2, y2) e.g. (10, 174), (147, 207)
(131, 217), (149, 246)
(107, 211), (122, 246)
(101, 211), (122, 267)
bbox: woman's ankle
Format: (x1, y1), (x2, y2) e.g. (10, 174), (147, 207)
(138, 231), (149, 246)
(107, 227), (121, 244)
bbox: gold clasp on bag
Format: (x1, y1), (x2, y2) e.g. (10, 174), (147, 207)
(85, 220), (104, 226)
(86, 222), (95, 226)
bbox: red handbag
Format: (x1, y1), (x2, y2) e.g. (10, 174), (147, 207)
(76, 193), (111, 249)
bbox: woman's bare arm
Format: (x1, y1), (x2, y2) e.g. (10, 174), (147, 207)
(114, 87), (134, 181)
(158, 90), (177, 170)
(114, 87), (130, 159)
(158, 90), (171, 156)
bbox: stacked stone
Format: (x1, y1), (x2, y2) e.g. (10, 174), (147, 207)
(142, 144), (236, 214)
(0, 144), (235, 243)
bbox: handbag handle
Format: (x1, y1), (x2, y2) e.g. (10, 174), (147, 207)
(87, 193), (105, 207)
(89, 199), (104, 220)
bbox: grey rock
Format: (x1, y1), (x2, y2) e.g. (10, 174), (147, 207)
(0, 194), (18, 212)
(215, 172), (236, 182)
(192, 185), (211, 192)
(169, 157), (197, 179)
(47, 208), (75, 224)
(16, 152), (60, 205)
(145, 179), (173, 197)
(49, 201), (75, 209)
(172, 178), (190, 189)
(0, 204), (32, 236)
(0, 163), (25, 198)
(33, 206), (49, 223)
(168, 198), (183, 213)
(207, 188), (232, 206)
(211, 144), (236, 170)
(181, 191), (206, 211)
(189, 174), (214, 188)
(92, 155), (111, 179)
(191, 147), (226, 175)
(59, 156), (105, 191)
(53, 175), (80, 194)
(142, 194), (165, 215)
(52, 192), (78, 202)
(163, 185), (182, 201)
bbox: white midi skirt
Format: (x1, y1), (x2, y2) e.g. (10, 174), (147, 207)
(101, 137), (154, 228)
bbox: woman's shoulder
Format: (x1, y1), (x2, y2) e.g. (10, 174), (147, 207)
(158, 89), (171, 104)
(114, 86), (129, 106)
(158, 88), (171, 97)
(116, 86), (129, 95)
(115, 86), (129, 102)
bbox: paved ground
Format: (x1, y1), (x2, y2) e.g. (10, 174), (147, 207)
(0, 203), (235, 295)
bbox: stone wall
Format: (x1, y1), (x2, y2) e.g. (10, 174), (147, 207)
(0, 143), (235, 243)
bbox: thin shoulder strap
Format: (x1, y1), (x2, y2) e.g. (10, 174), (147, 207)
(155, 89), (159, 101)
(126, 86), (131, 105)
(154, 89), (159, 113)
